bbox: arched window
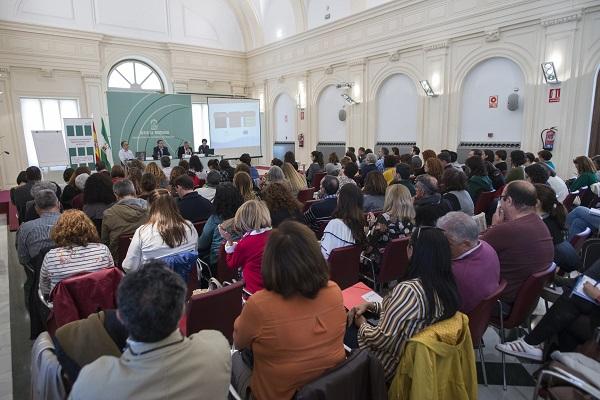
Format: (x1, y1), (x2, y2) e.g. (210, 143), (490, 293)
(108, 60), (164, 92)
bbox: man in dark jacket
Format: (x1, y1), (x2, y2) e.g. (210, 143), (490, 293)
(11, 166), (62, 224)
(174, 175), (213, 222)
(414, 174), (449, 226)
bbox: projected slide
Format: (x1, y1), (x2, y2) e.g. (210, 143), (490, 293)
(208, 97), (262, 159)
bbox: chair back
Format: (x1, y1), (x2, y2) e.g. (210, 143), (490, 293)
(315, 219), (331, 240)
(193, 220), (207, 236)
(501, 263), (557, 329)
(217, 243), (235, 282)
(467, 279), (507, 347)
(117, 234), (134, 268)
(91, 218), (102, 236)
(570, 227), (592, 250)
(297, 188), (316, 203)
(31, 332), (66, 400)
(563, 191), (580, 211)
(312, 172), (326, 190)
(160, 251), (199, 297)
(493, 185), (506, 198)
(474, 191), (496, 215)
(378, 237), (410, 284)
(328, 245), (362, 290)
(185, 280), (244, 343)
(581, 238), (600, 271)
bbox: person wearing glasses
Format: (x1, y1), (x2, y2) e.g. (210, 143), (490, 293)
(346, 226), (460, 383)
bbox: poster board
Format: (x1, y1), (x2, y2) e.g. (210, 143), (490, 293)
(31, 130), (69, 167)
(63, 118), (96, 168)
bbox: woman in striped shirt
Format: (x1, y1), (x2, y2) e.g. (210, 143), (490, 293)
(40, 209), (114, 297)
(347, 226), (460, 382)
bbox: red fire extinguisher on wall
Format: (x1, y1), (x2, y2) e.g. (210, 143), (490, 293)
(298, 133), (304, 148)
(541, 127), (557, 151)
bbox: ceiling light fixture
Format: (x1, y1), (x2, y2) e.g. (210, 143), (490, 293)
(541, 62), (559, 84)
(341, 93), (358, 105)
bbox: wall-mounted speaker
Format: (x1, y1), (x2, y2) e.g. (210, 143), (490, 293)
(507, 93), (519, 111)
(338, 109), (347, 121)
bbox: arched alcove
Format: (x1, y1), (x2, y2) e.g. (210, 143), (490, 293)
(376, 73), (418, 143)
(317, 85), (347, 143)
(273, 93), (297, 142)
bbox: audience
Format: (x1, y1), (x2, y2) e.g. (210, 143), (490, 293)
(494, 150), (508, 175)
(304, 175), (339, 230)
(139, 172), (158, 201)
(40, 209), (114, 297)
(424, 157), (444, 183)
(61, 166), (91, 210)
(145, 162), (168, 189)
(569, 155), (598, 191)
(441, 168), (474, 215)
(282, 162), (308, 197)
(11, 166), (42, 223)
(127, 166), (143, 196)
(481, 181), (554, 311)
(525, 163), (549, 185)
(261, 165), (286, 189)
(239, 153), (259, 181)
(219, 159), (235, 182)
(362, 171), (387, 212)
(82, 172), (116, 226)
(566, 204), (600, 241)
(505, 150), (526, 182)
(546, 165), (569, 202)
(188, 155), (206, 182)
(525, 152), (536, 166)
(232, 221), (346, 399)
(382, 155), (397, 184)
(360, 153), (378, 179)
(23, 181), (62, 222)
(284, 151), (299, 171)
(321, 184), (366, 259)
(110, 165), (125, 184)
(414, 174), (448, 226)
(391, 163), (416, 196)
(338, 161), (358, 190)
(160, 155), (173, 179)
(465, 156), (493, 203)
(168, 166), (186, 197)
(483, 149), (495, 164)
(196, 170), (220, 202)
(437, 212), (500, 314)
(101, 179), (148, 260)
(69, 261), (231, 399)
(375, 147), (389, 172)
(347, 227), (459, 383)
(306, 150), (325, 185)
(270, 157), (283, 168)
(122, 189), (198, 273)
(221, 200), (272, 295)
(174, 175), (213, 223)
(234, 171), (257, 202)
(261, 182), (303, 227)
(325, 152), (342, 176)
(71, 173), (90, 210)
(538, 150), (556, 171)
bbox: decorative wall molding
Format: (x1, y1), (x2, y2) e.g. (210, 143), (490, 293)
(540, 11), (583, 26)
(423, 40), (449, 52)
(324, 66), (334, 75)
(389, 51), (400, 62)
(485, 28), (501, 42)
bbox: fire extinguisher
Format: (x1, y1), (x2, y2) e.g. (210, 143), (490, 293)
(540, 127), (557, 151)
(298, 133), (304, 148)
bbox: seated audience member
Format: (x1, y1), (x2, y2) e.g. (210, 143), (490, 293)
(413, 149), (436, 176)
(424, 157), (444, 183)
(145, 162), (169, 189)
(16, 190), (61, 266)
(234, 171), (257, 202)
(411, 146), (422, 168)
(270, 158), (283, 168)
(220, 200), (272, 294)
(347, 227), (459, 383)
(566, 205), (600, 240)
(485, 160), (505, 190)
(525, 163), (550, 185)
(437, 212), (500, 314)
(437, 151), (454, 171)
(465, 156), (493, 203)
(338, 161), (358, 190)
(282, 162), (308, 197)
(196, 170), (220, 202)
(441, 168), (474, 215)
(494, 150), (508, 175)
(174, 175), (213, 222)
(239, 153), (259, 181)
(11, 166), (42, 223)
(262, 182), (303, 227)
(357, 147), (366, 164)
(391, 163), (416, 196)
(127, 167), (143, 196)
(168, 166), (186, 197)
(304, 175), (339, 230)
(375, 147), (389, 172)
(306, 150), (325, 185)
(139, 172), (157, 202)
(82, 172), (116, 224)
(483, 149), (495, 164)
(538, 150), (556, 171)
(260, 165), (286, 189)
(360, 153), (378, 179)
(61, 166), (91, 210)
(40, 210), (114, 297)
(593, 155), (600, 181)
(569, 155), (598, 192)
(122, 189), (198, 273)
(101, 179), (148, 260)
(468, 149), (483, 158)
(69, 261), (231, 400)
(414, 174), (448, 226)
(362, 185), (415, 271)
(10, 171), (27, 206)
(481, 181), (554, 309)
(232, 221), (346, 399)
(110, 165), (125, 184)
(321, 184), (366, 259)
(535, 184), (579, 272)
(24, 181), (62, 222)
(188, 155), (206, 183)
(95, 162), (109, 174)
(497, 258), (600, 361)
(325, 152), (342, 176)
(362, 171), (387, 212)
(505, 150), (526, 183)
(198, 183), (243, 267)
(547, 166), (569, 203)
(525, 152), (536, 166)
(219, 159), (235, 182)
(71, 173), (89, 210)
(160, 156), (173, 179)
(382, 155), (398, 185)
(284, 151), (299, 171)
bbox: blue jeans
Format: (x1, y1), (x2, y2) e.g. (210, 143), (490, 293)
(566, 206), (600, 240)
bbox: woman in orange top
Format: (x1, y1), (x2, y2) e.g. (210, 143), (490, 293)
(232, 220), (346, 400)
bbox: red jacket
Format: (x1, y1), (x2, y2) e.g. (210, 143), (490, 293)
(226, 230), (270, 294)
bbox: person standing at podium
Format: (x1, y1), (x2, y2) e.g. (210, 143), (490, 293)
(198, 138), (210, 155)
(177, 141), (193, 159)
(119, 141), (135, 164)
(152, 139), (170, 160)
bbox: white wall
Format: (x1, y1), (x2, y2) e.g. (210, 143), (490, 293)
(307, 0), (352, 30)
(273, 93), (297, 142)
(317, 85), (347, 142)
(376, 74), (418, 143)
(262, 1), (297, 43)
(459, 57), (525, 143)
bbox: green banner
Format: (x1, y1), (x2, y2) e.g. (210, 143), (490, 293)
(106, 92), (194, 161)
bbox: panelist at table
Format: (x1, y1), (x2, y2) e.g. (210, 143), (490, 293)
(152, 139), (170, 160)
(118, 140), (135, 164)
(178, 141), (193, 159)
(198, 138), (210, 155)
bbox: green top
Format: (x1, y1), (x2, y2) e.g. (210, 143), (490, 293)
(505, 166), (525, 183)
(569, 171), (598, 192)
(467, 175), (494, 202)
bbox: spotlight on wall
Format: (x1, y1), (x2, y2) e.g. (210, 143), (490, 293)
(341, 93), (359, 105)
(541, 62), (559, 84)
(336, 82), (353, 89)
(419, 80), (437, 97)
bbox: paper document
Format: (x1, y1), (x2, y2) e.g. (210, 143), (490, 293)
(572, 275), (599, 303)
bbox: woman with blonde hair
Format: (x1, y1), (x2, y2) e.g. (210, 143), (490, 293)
(569, 155), (598, 192)
(145, 162), (168, 189)
(40, 209), (114, 296)
(282, 162), (308, 197)
(361, 184), (415, 272)
(234, 171), (257, 202)
(122, 189), (198, 273)
(219, 199), (272, 294)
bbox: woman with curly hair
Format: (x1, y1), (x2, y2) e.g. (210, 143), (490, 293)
(261, 182), (303, 227)
(40, 209), (114, 296)
(145, 162), (168, 189)
(234, 171), (257, 202)
(83, 172), (116, 223)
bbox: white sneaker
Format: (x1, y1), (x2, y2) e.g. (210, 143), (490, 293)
(495, 338), (543, 361)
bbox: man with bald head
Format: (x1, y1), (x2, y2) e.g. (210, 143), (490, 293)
(481, 181), (554, 311)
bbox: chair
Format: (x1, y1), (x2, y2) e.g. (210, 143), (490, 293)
(197, 179), (206, 188)
(303, 199), (319, 213)
(494, 185), (506, 198)
(312, 172), (326, 190)
(328, 245), (362, 290)
(491, 263), (557, 390)
(116, 234), (134, 268)
(570, 227), (592, 251)
(297, 187), (316, 203)
(184, 280), (244, 344)
(563, 190), (581, 211)
(30, 332), (67, 400)
(580, 238), (600, 271)
(160, 251), (200, 298)
(193, 220), (207, 236)
(474, 191), (497, 215)
(315, 219), (331, 240)
(217, 242), (235, 282)
(362, 237), (410, 292)
(467, 279), (507, 386)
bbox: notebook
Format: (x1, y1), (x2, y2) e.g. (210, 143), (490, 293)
(572, 275), (599, 303)
(342, 282), (383, 310)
